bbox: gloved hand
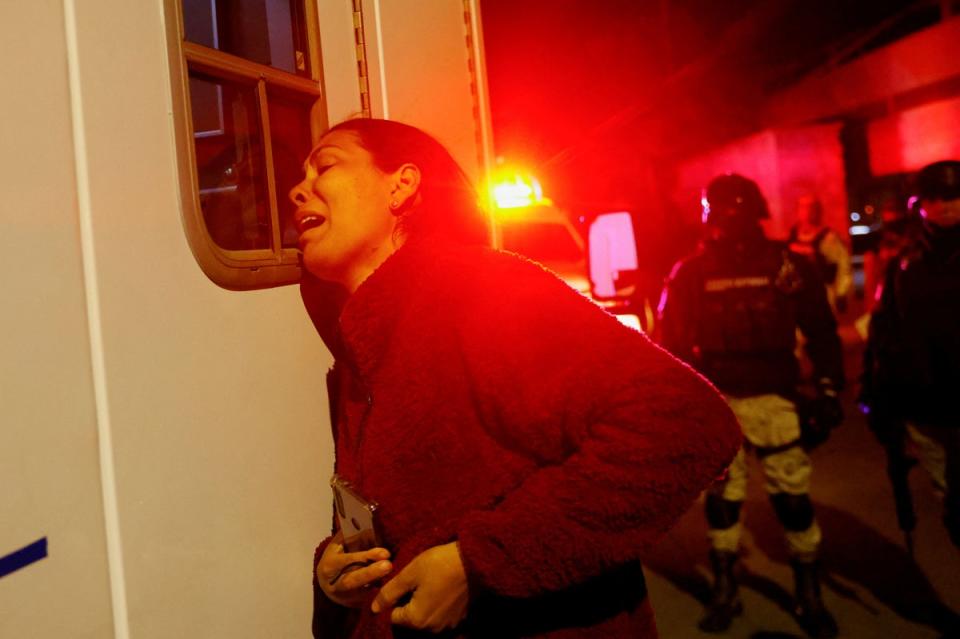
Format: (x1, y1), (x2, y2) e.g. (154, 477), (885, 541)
(801, 388), (843, 450)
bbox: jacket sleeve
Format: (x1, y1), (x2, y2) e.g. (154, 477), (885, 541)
(454, 254), (742, 599)
(655, 259), (700, 364)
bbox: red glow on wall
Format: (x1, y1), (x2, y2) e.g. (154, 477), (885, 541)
(868, 96), (960, 176)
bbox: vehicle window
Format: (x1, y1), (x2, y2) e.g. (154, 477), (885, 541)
(183, 0), (309, 76)
(189, 71), (272, 251)
(166, 0), (325, 289)
(266, 85), (316, 249)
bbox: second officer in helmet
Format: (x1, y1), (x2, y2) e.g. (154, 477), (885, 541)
(657, 174), (845, 638)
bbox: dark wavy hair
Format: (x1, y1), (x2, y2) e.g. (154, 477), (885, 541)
(326, 118), (490, 246)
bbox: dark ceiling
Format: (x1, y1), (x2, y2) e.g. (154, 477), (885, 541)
(481, 0), (948, 207)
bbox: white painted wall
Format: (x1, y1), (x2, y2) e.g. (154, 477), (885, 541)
(1, 0), (490, 637)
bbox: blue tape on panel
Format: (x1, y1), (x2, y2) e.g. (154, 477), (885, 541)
(0, 538), (48, 580)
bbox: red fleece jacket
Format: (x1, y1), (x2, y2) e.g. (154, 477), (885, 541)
(301, 240), (741, 638)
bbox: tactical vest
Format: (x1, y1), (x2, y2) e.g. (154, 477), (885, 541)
(788, 226), (837, 284)
(692, 242), (805, 396)
(697, 245), (799, 355)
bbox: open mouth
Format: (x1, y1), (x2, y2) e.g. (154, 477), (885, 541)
(296, 213), (326, 235)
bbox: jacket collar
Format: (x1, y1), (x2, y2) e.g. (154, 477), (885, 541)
(300, 239), (435, 379)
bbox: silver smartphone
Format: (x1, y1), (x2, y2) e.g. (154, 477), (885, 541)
(331, 474), (383, 553)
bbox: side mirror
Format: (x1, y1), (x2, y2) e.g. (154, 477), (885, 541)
(588, 211), (639, 300)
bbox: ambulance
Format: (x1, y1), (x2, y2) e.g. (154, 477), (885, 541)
(2, 2), (491, 637)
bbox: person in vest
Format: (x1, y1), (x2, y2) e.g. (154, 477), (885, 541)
(658, 174), (845, 639)
(788, 194), (852, 314)
(861, 160), (960, 550)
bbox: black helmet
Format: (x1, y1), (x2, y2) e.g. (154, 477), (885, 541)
(914, 160), (960, 202)
(702, 173), (769, 235)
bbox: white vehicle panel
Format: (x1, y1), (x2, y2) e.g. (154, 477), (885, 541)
(1, 1), (491, 637)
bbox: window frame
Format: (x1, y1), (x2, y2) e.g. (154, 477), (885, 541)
(164, 0), (329, 289)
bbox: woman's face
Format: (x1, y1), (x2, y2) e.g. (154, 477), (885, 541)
(290, 130), (404, 291)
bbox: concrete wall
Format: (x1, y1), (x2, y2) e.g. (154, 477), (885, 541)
(763, 16), (960, 182)
(868, 95), (960, 175)
(767, 17), (960, 127)
(673, 124), (848, 239)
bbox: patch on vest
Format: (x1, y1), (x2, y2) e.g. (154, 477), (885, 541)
(704, 276), (770, 292)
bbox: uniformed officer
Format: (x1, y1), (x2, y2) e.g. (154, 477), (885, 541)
(787, 193), (853, 314)
(658, 173), (844, 638)
(862, 160), (960, 550)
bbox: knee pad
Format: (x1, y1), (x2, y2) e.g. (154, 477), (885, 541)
(770, 493), (815, 532)
(705, 494), (742, 530)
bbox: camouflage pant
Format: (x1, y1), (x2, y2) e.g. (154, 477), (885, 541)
(708, 394), (822, 557)
(907, 422), (960, 547)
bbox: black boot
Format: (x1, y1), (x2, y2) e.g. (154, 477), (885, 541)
(791, 559), (838, 639)
(698, 550), (742, 633)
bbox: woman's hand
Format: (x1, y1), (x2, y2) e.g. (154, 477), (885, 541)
(317, 532), (393, 609)
(371, 542), (469, 632)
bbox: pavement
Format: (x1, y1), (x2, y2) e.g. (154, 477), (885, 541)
(642, 313), (960, 638)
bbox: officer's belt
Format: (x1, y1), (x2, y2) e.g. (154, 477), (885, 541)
(745, 438), (803, 459)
